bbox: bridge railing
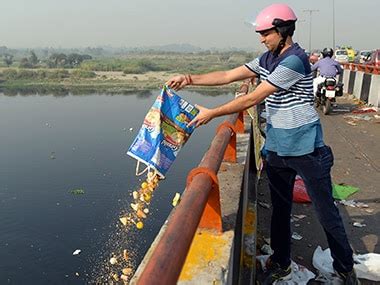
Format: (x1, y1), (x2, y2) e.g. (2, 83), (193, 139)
(343, 63), (380, 75)
(135, 83), (250, 285)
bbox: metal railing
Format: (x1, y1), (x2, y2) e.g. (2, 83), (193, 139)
(343, 63), (380, 75)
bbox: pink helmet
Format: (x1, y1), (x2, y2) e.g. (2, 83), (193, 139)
(254, 3), (297, 32)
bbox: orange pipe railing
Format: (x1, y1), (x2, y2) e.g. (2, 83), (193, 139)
(343, 63), (380, 75)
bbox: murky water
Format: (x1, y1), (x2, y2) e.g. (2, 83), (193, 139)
(0, 90), (233, 284)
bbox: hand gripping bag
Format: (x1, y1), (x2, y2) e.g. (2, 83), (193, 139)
(127, 85), (199, 179)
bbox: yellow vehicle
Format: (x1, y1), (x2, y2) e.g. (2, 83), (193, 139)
(341, 46), (356, 62)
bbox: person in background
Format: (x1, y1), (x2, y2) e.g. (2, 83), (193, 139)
(312, 47), (343, 96)
(167, 4), (359, 285)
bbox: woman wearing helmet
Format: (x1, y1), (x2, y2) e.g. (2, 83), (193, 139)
(312, 47), (343, 96)
(166, 5), (358, 284)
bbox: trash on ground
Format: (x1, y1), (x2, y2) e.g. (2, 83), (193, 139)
(293, 177), (311, 203)
(123, 250), (128, 261)
(354, 253), (380, 281)
(353, 222), (366, 228)
(257, 255), (315, 284)
(344, 114), (372, 121)
(346, 121), (358, 126)
(333, 183), (359, 200)
(374, 114), (380, 119)
(70, 189), (85, 195)
(292, 232), (303, 240)
(258, 201), (270, 209)
(352, 107), (377, 114)
(172, 192), (181, 207)
(313, 246), (380, 282)
(293, 214), (307, 221)
(119, 217), (128, 226)
(120, 274), (129, 281)
(339, 199), (369, 208)
(72, 249), (81, 255)
(261, 244), (274, 255)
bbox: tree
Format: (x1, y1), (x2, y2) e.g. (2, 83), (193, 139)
(29, 50), (38, 66)
(19, 57), (32, 68)
(3, 54), (13, 67)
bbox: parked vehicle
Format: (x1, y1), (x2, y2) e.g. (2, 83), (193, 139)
(359, 50), (372, 63)
(315, 77), (343, 115)
(334, 49), (349, 63)
(364, 49), (380, 66)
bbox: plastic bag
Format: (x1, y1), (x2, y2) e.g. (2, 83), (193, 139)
(127, 86), (199, 179)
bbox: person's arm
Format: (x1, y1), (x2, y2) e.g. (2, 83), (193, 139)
(166, 65), (256, 91)
(335, 61), (343, 74)
(189, 80), (277, 127)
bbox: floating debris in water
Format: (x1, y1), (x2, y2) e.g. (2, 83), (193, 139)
(72, 249), (81, 256)
(70, 189), (85, 195)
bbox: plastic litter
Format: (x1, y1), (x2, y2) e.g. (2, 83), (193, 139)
(109, 257), (118, 265)
(261, 244), (274, 255)
(257, 255), (315, 284)
(352, 107), (377, 114)
(292, 232), (303, 240)
(339, 200), (369, 208)
(353, 222), (366, 228)
(333, 183), (359, 200)
(293, 177), (311, 203)
(354, 253), (380, 281)
(72, 249), (81, 255)
(313, 246), (380, 282)
(258, 202), (270, 209)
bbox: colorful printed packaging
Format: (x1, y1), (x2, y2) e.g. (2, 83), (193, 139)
(127, 86), (199, 179)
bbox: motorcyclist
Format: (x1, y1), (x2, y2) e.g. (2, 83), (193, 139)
(311, 48), (343, 96)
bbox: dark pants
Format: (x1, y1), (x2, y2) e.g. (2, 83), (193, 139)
(266, 145), (354, 273)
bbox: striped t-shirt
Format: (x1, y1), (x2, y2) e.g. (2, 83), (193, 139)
(245, 43), (324, 156)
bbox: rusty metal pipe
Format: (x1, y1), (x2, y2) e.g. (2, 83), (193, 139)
(137, 113), (239, 285)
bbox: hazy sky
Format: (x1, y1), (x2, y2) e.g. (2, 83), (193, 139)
(0, 0), (378, 51)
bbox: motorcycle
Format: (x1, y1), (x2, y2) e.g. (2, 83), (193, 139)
(315, 77), (343, 115)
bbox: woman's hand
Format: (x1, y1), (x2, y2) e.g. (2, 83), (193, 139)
(188, 105), (216, 128)
(166, 75), (190, 91)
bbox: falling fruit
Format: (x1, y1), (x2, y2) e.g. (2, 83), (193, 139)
(136, 221), (144, 229)
(172, 193), (181, 207)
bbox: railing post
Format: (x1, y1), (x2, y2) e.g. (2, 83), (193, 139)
(187, 167), (222, 232)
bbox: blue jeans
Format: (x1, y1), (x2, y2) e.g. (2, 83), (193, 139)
(266, 145), (354, 273)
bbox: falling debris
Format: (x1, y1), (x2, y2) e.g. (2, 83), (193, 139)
(72, 249), (81, 256)
(109, 257), (118, 265)
(129, 128), (134, 132)
(136, 221), (144, 230)
(172, 193), (181, 207)
(119, 217), (128, 226)
(50, 152), (56, 160)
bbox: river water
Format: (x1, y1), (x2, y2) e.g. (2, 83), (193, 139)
(0, 89), (233, 284)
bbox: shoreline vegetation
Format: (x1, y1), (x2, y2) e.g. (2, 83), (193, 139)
(0, 51), (258, 95)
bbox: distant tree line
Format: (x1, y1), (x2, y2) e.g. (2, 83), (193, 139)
(2, 50), (92, 68)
